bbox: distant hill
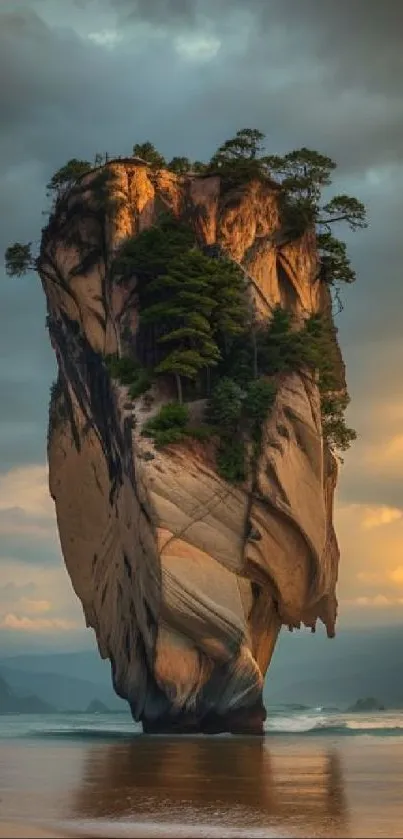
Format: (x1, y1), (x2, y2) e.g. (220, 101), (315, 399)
(0, 656), (126, 713)
(348, 697), (386, 712)
(2, 624), (402, 713)
(265, 624), (403, 708)
(85, 699), (112, 714)
(0, 675), (56, 714)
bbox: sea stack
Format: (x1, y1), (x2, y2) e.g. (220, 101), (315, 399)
(39, 160), (344, 734)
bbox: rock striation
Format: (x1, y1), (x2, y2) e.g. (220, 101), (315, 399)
(39, 161), (343, 733)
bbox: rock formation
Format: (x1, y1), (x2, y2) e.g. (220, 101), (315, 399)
(39, 161), (343, 734)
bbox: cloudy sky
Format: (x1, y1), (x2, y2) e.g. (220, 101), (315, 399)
(1, 0), (403, 653)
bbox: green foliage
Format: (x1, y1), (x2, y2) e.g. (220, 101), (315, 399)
(4, 242), (35, 277)
(206, 379), (247, 482)
(316, 233), (356, 285)
(184, 425), (216, 442)
(48, 377), (68, 442)
(105, 354), (152, 397)
(133, 142), (166, 169)
(149, 427), (185, 446)
(168, 156), (192, 174)
(265, 147), (336, 204)
(128, 370), (152, 399)
(210, 128), (266, 166)
(143, 402), (189, 431)
(142, 402), (189, 446)
(262, 146), (367, 290)
(257, 306), (302, 375)
(206, 131), (367, 290)
(245, 378), (277, 441)
(207, 377), (244, 430)
(105, 354), (138, 383)
(298, 313), (356, 454)
(207, 377), (276, 482)
(192, 160), (208, 174)
(319, 194), (367, 232)
(142, 250), (222, 393)
(206, 256), (248, 343)
(321, 395), (357, 454)
(217, 439), (246, 483)
(112, 216), (195, 284)
(131, 230), (248, 400)
(207, 128), (269, 188)
(213, 308), (355, 457)
(90, 168), (124, 218)
(47, 158), (92, 197)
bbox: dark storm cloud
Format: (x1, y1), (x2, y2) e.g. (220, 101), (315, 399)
(107, 0), (403, 94)
(112, 0), (198, 26)
(0, 0), (402, 518)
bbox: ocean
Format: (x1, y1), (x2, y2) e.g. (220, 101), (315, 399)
(1, 707), (403, 837)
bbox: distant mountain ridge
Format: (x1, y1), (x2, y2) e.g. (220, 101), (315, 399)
(265, 624), (403, 708)
(0, 652), (126, 712)
(2, 624), (403, 713)
(0, 675), (55, 714)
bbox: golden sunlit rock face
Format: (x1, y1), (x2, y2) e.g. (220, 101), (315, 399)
(39, 161), (342, 733)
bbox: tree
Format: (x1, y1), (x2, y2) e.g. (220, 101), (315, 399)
(113, 216), (195, 286)
(317, 233), (356, 285)
(132, 142), (166, 169)
(318, 194), (367, 232)
(192, 160), (208, 174)
(4, 242), (35, 277)
(210, 128), (266, 167)
(263, 146), (367, 295)
(46, 158), (92, 198)
(207, 377), (244, 430)
(140, 250), (222, 402)
(206, 256), (248, 349)
(265, 148), (336, 204)
(167, 156), (192, 174)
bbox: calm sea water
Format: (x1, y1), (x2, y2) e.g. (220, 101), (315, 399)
(1, 708), (403, 837)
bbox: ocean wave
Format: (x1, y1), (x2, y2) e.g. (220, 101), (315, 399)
(265, 712), (403, 737)
(2, 711), (403, 741)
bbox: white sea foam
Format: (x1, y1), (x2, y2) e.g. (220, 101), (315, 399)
(69, 819), (288, 838)
(265, 713), (329, 733)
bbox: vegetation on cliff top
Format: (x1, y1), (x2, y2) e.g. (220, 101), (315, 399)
(5, 127), (366, 297)
(4, 128), (366, 474)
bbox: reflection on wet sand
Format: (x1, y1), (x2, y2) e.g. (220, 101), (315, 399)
(70, 737), (350, 836)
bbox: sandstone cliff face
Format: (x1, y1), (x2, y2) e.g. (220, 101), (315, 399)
(40, 161), (341, 733)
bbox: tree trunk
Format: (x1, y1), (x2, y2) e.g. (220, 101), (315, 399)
(206, 366), (211, 396)
(175, 373), (183, 404)
(252, 329), (258, 379)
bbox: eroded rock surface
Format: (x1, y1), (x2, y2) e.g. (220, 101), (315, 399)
(40, 161), (342, 733)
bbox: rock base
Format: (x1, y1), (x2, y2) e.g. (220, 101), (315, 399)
(141, 702), (267, 736)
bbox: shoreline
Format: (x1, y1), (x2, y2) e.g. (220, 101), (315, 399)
(0, 824), (77, 839)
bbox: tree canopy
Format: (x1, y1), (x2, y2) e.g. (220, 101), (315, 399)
(4, 242), (35, 277)
(3, 131), (365, 465)
(210, 128), (266, 166)
(46, 158), (92, 197)
(167, 156), (192, 174)
(132, 142), (166, 168)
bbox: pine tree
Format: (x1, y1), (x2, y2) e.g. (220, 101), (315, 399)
(167, 156), (192, 174)
(132, 142), (166, 169)
(207, 257), (248, 347)
(210, 128), (266, 166)
(4, 243), (35, 277)
(46, 159), (92, 198)
(140, 250), (221, 401)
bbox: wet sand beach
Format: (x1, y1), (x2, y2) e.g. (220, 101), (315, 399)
(2, 728), (403, 838)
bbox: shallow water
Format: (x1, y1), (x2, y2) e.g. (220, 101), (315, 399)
(1, 711), (403, 837)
